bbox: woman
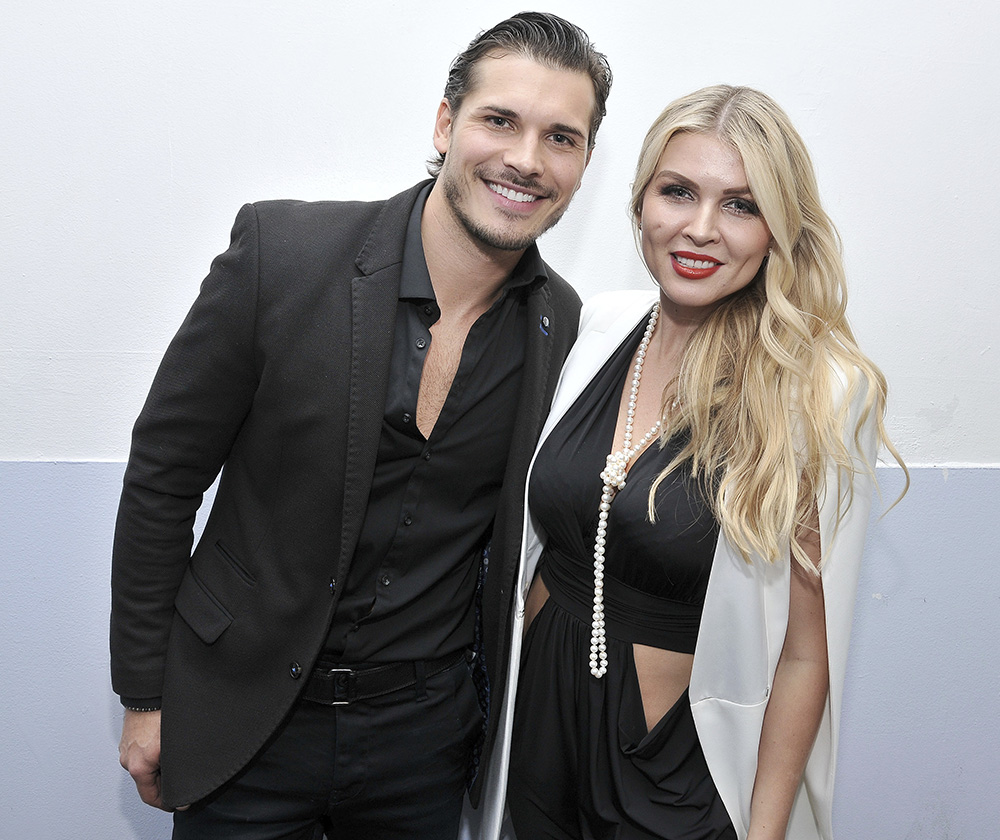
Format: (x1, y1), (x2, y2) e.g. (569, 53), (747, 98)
(482, 86), (905, 840)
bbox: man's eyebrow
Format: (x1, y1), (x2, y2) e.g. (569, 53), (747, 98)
(476, 105), (518, 119)
(550, 122), (587, 141)
(475, 105), (587, 141)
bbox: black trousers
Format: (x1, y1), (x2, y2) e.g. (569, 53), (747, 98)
(173, 658), (482, 840)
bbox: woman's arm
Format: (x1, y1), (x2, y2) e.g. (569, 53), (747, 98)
(747, 499), (829, 840)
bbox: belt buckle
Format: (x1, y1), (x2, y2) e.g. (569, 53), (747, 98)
(322, 667), (356, 706)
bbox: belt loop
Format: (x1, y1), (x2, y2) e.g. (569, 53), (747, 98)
(413, 660), (427, 702)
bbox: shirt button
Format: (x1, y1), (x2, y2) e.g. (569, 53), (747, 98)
(329, 577), (337, 594)
(415, 337), (427, 350)
(380, 575), (391, 587)
(402, 412), (411, 424)
(403, 514), (412, 526)
(423, 305), (434, 316)
(289, 662), (303, 679)
(423, 451), (431, 461)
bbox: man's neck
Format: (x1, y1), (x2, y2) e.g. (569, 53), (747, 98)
(420, 182), (525, 317)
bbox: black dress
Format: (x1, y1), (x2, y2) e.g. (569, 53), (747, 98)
(507, 315), (737, 840)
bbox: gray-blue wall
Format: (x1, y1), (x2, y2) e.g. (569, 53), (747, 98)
(0, 463), (994, 838)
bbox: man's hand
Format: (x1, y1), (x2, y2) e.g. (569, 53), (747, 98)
(119, 709), (170, 811)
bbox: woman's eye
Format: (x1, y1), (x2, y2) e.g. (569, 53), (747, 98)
(659, 184), (691, 199)
(727, 198), (760, 216)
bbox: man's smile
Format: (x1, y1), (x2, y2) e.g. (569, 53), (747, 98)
(488, 182), (541, 203)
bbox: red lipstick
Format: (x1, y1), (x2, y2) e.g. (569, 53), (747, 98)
(671, 251), (722, 279)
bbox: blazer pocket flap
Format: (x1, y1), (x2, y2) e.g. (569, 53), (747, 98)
(175, 568), (234, 644)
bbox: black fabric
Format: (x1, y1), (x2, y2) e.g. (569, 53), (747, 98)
(527, 311), (719, 653)
(325, 186), (539, 662)
(508, 314), (733, 839)
(301, 650), (466, 705)
(110, 182), (582, 809)
(173, 658), (481, 840)
(508, 600), (735, 840)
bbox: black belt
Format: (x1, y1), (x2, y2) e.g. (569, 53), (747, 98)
(301, 650), (467, 706)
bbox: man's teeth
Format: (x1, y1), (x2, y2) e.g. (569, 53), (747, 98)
(676, 255), (718, 269)
(489, 183), (538, 203)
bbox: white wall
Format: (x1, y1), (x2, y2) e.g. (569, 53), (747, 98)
(2, 0), (998, 464)
(1, 2), (998, 839)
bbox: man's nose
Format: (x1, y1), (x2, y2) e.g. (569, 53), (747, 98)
(502, 134), (544, 178)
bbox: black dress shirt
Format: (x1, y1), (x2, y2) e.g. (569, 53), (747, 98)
(324, 186), (548, 662)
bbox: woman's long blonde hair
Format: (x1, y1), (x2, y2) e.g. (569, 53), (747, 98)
(632, 85), (906, 571)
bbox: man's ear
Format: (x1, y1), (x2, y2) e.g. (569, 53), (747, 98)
(433, 99), (453, 156)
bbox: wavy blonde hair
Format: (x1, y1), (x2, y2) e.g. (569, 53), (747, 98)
(632, 85), (906, 571)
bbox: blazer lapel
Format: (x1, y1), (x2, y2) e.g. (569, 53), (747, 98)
(336, 182), (429, 578)
(508, 286), (558, 459)
(542, 291), (657, 441)
(484, 283), (558, 680)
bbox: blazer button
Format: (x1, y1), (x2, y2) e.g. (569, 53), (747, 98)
(289, 662), (303, 679)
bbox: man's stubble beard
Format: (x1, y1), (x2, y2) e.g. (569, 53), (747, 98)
(441, 169), (569, 253)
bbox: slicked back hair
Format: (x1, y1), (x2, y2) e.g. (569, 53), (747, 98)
(427, 11), (612, 176)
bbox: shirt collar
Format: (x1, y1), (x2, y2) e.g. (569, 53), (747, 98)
(400, 182), (551, 303)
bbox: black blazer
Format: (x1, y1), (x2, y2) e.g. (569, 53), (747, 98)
(110, 181), (581, 808)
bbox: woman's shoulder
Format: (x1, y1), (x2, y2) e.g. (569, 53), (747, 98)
(814, 346), (882, 465)
(818, 347), (876, 413)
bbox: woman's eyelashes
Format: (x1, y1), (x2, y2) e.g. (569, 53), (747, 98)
(658, 183), (692, 200)
(726, 197), (760, 217)
(656, 183), (760, 218)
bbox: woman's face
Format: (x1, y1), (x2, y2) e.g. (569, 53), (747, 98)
(640, 132), (771, 322)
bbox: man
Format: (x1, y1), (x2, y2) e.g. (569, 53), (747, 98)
(112, 12), (612, 839)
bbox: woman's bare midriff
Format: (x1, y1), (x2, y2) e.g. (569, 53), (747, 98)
(523, 576), (693, 734)
(523, 575), (552, 633)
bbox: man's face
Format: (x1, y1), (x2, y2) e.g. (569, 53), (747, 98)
(432, 53), (595, 252)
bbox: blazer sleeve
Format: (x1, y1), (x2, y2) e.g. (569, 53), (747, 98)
(800, 361), (879, 839)
(691, 359), (880, 840)
(110, 204), (263, 702)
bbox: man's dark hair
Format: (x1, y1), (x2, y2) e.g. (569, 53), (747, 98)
(427, 11), (612, 176)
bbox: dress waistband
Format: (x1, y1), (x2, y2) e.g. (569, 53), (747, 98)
(539, 547), (701, 655)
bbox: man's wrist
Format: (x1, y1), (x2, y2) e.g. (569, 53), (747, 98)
(121, 697), (162, 712)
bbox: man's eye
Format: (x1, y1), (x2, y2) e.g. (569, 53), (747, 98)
(487, 116), (510, 128)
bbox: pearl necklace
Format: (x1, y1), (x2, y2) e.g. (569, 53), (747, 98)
(591, 303), (662, 679)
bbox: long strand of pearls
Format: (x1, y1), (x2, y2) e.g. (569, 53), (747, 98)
(591, 303), (662, 679)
